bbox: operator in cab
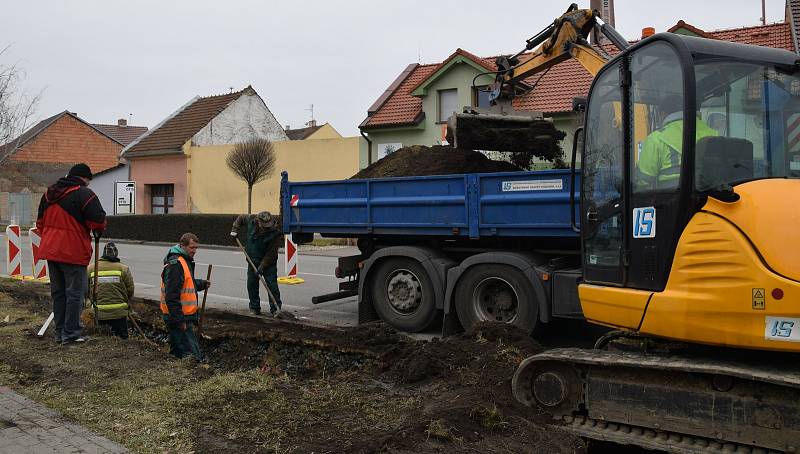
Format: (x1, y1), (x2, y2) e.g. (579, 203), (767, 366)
(637, 94), (717, 190)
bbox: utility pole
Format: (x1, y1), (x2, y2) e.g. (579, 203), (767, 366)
(761, 0), (766, 25)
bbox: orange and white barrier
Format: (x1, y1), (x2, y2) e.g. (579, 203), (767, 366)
(29, 228), (48, 280)
(5, 225), (22, 278)
(278, 235), (304, 284)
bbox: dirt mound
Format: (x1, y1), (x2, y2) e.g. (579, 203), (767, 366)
(1, 280), (584, 453)
(351, 145), (521, 179)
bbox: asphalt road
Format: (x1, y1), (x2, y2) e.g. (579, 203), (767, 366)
(0, 234), (360, 326)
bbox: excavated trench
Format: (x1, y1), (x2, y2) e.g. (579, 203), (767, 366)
(1, 280), (655, 453)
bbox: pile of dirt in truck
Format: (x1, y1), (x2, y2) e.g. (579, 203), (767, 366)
(0, 279), (586, 453)
(351, 145), (522, 179)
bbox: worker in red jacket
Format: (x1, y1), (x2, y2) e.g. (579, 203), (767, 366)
(36, 163), (107, 345)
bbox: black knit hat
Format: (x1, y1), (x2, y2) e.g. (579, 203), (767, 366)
(68, 163), (93, 180)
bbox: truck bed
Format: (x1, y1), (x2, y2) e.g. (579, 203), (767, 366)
(280, 169), (579, 239)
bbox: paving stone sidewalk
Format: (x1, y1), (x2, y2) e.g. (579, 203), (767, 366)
(0, 387), (128, 454)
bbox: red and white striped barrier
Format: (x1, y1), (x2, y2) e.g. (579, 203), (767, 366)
(278, 231), (304, 284)
(5, 225), (22, 278)
(290, 194), (299, 207)
(285, 236), (298, 278)
(29, 228), (48, 280)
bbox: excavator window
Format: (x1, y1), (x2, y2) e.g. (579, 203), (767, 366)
(630, 42), (688, 193)
(694, 60), (800, 188)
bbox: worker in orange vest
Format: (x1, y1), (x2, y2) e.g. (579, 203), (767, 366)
(160, 233), (210, 360)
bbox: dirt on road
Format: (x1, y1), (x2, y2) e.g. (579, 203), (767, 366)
(0, 279), (586, 454)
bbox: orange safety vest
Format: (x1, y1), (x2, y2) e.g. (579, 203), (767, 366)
(160, 256), (198, 316)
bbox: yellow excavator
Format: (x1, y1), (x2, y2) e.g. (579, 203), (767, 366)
(450, 4), (800, 452)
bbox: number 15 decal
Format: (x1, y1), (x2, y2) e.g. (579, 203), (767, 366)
(633, 207), (656, 239)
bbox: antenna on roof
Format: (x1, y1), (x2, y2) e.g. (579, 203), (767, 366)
(128, 113), (132, 124)
(229, 86), (235, 93)
(305, 104), (315, 127)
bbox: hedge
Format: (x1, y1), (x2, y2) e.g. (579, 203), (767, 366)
(105, 214), (241, 246)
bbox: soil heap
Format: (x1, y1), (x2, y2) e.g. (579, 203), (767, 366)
(351, 145), (521, 179)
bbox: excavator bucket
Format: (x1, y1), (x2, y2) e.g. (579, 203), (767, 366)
(447, 111), (566, 160)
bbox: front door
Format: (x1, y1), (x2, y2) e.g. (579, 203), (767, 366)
(581, 62), (625, 285)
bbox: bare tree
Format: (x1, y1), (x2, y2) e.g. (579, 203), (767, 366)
(226, 137), (276, 214)
(0, 45), (41, 164)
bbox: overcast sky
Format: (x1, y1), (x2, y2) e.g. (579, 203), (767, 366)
(2, 0), (788, 137)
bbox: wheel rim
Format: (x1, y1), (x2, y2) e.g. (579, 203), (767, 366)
(471, 277), (518, 323)
(385, 268), (423, 315)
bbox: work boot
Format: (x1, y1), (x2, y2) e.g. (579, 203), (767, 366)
(62, 336), (90, 345)
(250, 308), (262, 316)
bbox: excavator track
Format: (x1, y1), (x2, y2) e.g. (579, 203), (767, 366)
(512, 348), (800, 453)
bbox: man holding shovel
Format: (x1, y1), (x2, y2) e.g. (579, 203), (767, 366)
(230, 211), (283, 316)
(36, 163), (106, 345)
(161, 233), (210, 360)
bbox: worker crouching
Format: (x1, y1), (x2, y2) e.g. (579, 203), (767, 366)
(160, 233), (210, 360)
(87, 242), (134, 338)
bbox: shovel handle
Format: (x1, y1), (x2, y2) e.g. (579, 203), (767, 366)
(197, 264), (213, 336)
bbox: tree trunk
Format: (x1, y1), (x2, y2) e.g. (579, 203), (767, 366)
(247, 184), (253, 214)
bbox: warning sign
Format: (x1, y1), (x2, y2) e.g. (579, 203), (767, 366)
(752, 288), (766, 310)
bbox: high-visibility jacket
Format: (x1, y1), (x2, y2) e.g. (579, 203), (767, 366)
(638, 116), (717, 189)
(88, 258), (134, 320)
(160, 255), (198, 317)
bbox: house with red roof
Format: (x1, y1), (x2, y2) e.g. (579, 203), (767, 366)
(0, 111), (147, 225)
(120, 85), (288, 214)
(359, 10), (798, 168)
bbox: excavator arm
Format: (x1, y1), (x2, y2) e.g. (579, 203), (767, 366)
(449, 3), (627, 154)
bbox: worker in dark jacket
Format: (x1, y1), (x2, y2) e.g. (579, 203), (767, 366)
(87, 242), (134, 339)
(36, 163), (106, 345)
(230, 211), (283, 316)
(161, 233), (210, 360)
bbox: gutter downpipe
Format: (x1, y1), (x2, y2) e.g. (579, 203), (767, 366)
(360, 128), (373, 166)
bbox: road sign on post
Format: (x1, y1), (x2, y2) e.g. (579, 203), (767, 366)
(114, 181), (136, 215)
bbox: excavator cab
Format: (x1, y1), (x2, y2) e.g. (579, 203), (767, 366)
(580, 32), (800, 306)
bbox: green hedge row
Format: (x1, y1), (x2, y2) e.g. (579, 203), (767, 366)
(105, 214), (240, 246)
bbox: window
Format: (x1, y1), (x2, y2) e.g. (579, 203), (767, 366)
(438, 89), (458, 123)
(695, 61), (800, 187)
(631, 42), (685, 193)
(473, 86), (492, 108)
(150, 184), (174, 214)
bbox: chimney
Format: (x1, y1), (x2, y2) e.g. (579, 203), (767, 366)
(306, 119), (317, 128)
(285, 125), (291, 131)
(641, 27), (655, 39)
(117, 118), (128, 127)
(590, 0), (616, 44)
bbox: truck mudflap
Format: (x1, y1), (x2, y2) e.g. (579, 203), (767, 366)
(512, 348), (800, 452)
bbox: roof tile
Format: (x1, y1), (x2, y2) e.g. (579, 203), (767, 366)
(91, 124), (148, 146)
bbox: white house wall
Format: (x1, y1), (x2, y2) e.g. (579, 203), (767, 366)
(88, 165), (130, 214)
(192, 93), (288, 146)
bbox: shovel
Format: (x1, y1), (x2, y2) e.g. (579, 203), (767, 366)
(235, 238), (296, 321)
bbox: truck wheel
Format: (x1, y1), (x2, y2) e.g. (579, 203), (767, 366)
(455, 264), (538, 333)
(370, 258), (437, 332)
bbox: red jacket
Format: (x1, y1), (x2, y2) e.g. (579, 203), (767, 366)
(36, 176), (107, 266)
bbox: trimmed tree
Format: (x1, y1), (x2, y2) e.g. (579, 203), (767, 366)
(0, 45), (41, 163)
(226, 138), (276, 214)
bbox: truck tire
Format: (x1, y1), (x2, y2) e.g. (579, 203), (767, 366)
(454, 264), (538, 333)
(370, 257), (438, 332)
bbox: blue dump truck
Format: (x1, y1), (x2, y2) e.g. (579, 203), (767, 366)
(281, 169), (583, 334)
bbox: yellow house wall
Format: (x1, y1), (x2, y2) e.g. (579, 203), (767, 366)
(306, 123), (341, 140)
(188, 137), (360, 214)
